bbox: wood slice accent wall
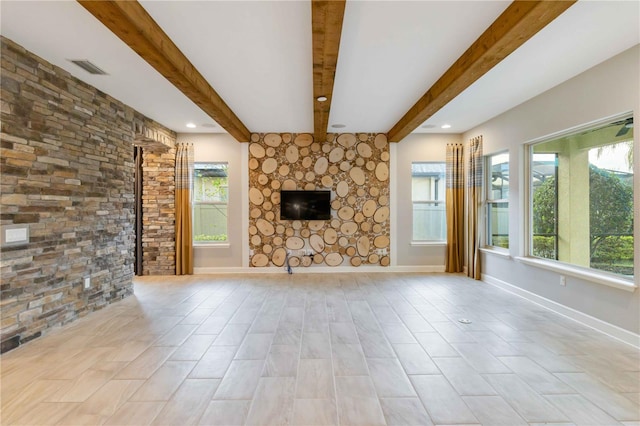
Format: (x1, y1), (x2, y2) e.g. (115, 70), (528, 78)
(249, 132), (390, 268)
(0, 37), (175, 353)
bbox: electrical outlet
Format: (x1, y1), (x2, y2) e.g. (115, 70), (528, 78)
(84, 277), (90, 289)
(559, 275), (566, 286)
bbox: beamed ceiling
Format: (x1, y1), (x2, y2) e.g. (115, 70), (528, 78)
(1, 1), (639, 142)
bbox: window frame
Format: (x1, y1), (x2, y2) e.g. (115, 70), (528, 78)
(410, 162), (446, 243)
(193, 162), (229, 246)
(484, 151), (510, 252)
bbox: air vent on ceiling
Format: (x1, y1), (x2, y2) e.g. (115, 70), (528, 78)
(68, 59), (108, 75)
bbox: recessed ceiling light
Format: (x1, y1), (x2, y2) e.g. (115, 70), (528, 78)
(316, 96), (328, 102)
(186, 123), (196, 128)
(441, 124), (452, 129)
(421, 124), (436, 129)
(331, 124), (346, 129)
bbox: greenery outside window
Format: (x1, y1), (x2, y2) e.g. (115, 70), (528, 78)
(193, 163), (228, 243)
(412, 162), (446, 241)
(529, 116), (634, 278)
(486, 152), (509, 249)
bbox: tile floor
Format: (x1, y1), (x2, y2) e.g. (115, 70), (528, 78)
(1, 273), (639, 425)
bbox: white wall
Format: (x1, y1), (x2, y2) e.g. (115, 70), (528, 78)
(394, 133), (461, 268)
(176, 133), (246, 269)
(463, 45), (639, 336)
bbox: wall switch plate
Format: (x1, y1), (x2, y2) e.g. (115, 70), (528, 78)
(560, 275), (566, 286)
(84, 277), (90, 289)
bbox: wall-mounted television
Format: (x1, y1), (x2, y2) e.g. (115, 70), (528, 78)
(280, 190), (331, 220)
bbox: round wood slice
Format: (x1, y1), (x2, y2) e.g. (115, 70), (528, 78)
(300, 228), (311, 238)
(349, 167), (366, 186)
(286, 146), (299, 163)
(278, 164), (290, 177)
(348, 237), (356, 244)
(249, 158), (259, 170)
(289, 256), (300, 267)
(295, 171), (304, 180)
(294, 133), (313, 147)
(358, 133), (368, 141)
(369, 187), (379, 197)
(322, 143), (332, 153)
(360, 222), (371, 232)
(302, 156), (313, 168)
(374, 206), (390, 223)
(249, 188), (264, 205)
(311, 142), (321, 153)
(330, 219), (340, 229)
(271, 180), (281, 190)
(368, 253), (379, 264)
(362, 200), (377, 217)
(374, 235), (390, 248)
(309, 220), (324, 231)
(375, 162), (389, 181)
(262, 158), (278, 174)
(302, 255), (312, 267)
(276, 224), (285, 234)
(355, 157), (365, 167)
(378, 195), (389, 206)
(282, 133), (292, 143)
(328, 165), (339, 175)
(372, 224), (382, 233)
(340, 161), (351, 172)
(351, 256), (362, 267)
(356, 143), (373, 158)
(300, 147), (310, 157)
(249, 143), (266, 158)
(325, 252), (343, 266)
(347, 195), (356, 205)
(305, 171), (315, 182)
(340, 222), (358, 235)
(321, 175), (333, 188)
(305, 183), (316, 190)
(329, 147), (344, 163)
(265, 211), (275, 221)
(263, 244), (273, 254)
(314, 157), (329, 175)
(374, 133), (387, 149)
(309, 234), (325, 252)
(292, 220), (302, 230)
(345, 150), (356, 161)
(346, 246), (356, 256)
(337, 133), (356, 148)
(256, 218), (275, 236)
(366, 161), (376, 171)
(324, 228), (338, 245)
(357, 236), (370, 257)
(286, 236), (304, 250)
(380, 256), (390, 266)
(282, 179), (296, 190)
(357, 188), (366, 197)
(264, 133), (282, 147)
(266, 147), (276, 157)
(262, 187), (272, 197)
(331, 199), (341, 210)
(251, 253), (269, 267)
(338, 206), (355, 220)
(327, 133), (336, 142)
(380, 151), (390, 162)
(251, 133), (260, 142)
(251, 235), (261, 246)
(271, 192), (281, 205)
(336, 181), (349, 198)
(273, 236), (283, 246)
(313, 253), (324, 264)
(250, 208), (262, 219)
(258, 174), (269, 185)
(354, 212), (364, 223)
(272, 247), (287, 266)
(248, 225), (258, 235)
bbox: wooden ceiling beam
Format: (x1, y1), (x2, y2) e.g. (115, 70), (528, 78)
(312, 0), (346, 143)
(77, 0), (251, 142)
(388, 0), (576, 143)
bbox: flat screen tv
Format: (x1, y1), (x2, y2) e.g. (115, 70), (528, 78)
(280, 190), (331, 220)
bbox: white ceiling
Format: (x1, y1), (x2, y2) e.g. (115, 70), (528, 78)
(1, 1), (639, 137)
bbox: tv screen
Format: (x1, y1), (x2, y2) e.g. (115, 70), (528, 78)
(280, 190), (331, 220)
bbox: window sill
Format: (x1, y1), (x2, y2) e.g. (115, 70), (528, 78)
(479, 247), (511, 259)
(194, 243), (230, 248)
(514, 256), (636, 292)
(411, 241), (446, 247)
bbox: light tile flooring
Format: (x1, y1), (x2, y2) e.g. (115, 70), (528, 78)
(1, 273), (639, 425)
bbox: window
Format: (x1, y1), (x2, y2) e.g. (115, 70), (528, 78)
(486, 152), (509, 249)
(412, 162), (446, 241)
(193, 163), (228, 243)
(529, 116), (634, 278)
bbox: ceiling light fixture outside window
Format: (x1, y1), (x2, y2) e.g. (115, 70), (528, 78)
(331, 124), (346, 129)
(441, 124), (452, 129)
(316, 96), (328, 102)
(186, 123), (197, 128)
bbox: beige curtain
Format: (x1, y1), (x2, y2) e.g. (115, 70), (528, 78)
(445, 144), (464, 272)
(466, 136), (483, 280)
(175, 143), (194, 275)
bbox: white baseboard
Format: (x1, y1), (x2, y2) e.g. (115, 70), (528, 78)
(194, 265), (445, 275)
(482, 273), (640, 349)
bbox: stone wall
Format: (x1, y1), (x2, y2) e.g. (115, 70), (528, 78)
(248, 132), (390, 268)
(0, 37), (175, 352)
